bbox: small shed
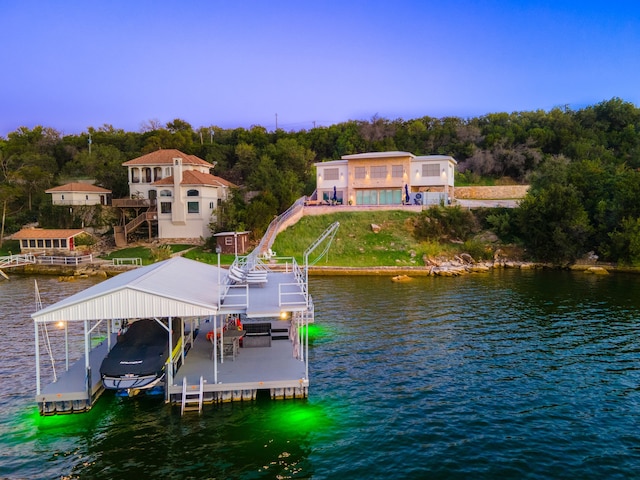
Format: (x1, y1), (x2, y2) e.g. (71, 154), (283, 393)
(11, 228), (89, 253)
(45, 183), (112, 206)
(212, 231), (251, 255)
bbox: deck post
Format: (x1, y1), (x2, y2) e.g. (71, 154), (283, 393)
(84, 320), (91, 405)
(305, 311), (309, 379)
(34, 321), (41, 395)
(213, 315), (218, 384)
(64, 321), (69, 371)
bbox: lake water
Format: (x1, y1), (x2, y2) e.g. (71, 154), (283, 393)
(1, 269), (640, 479)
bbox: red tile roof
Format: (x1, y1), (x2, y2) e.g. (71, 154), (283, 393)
(122, 149), (213, 167)
(152, 170), (235, 188)
(11, 228), (87, 240)
(45, 182), (111, 193)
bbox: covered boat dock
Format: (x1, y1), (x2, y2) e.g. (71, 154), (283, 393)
(32, 255), (313, 415)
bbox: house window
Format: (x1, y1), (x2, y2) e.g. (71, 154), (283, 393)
(86, 195), (89, 200)
(161, 202), (172, 214)
(61, 194), (65, 200)
(187, 189), (199, 197)
(29, 239), (36, 247)
(209, 202), (215, 209)
(225, 237), (233, 245)
(61, 239), (67, 248)
(53, 239), (60, 248)
(144, 168), (152, 183)
(324, 168), (339, 181)
(354, 167), (366, 179)
(422, 164), (440, 177)
(160, 189), (172, 197)
(21, 240), (28, 248)
(45, 239), (52, 248)
(187, 201), (199, 214)
(392, 165), (404, 178)
(37, 239), (44, 248)
(370, 166), (387, 179)
(131, 170), (139, 183)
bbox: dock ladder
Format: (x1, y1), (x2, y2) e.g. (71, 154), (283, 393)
(181, 376), (204, 415)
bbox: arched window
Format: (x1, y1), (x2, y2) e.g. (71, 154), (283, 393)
(160, 189), (172, 197)
(187, 189), (199, 197)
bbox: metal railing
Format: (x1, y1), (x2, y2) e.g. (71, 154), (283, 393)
(111, 257), (142, 266)
(36, 254), (93, 265)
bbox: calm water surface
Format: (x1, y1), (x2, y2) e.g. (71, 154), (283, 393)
(1, 270), (640, 479)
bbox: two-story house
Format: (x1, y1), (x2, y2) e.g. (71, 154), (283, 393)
(120, 149), (235, 240)
(45, 182), (111, 206)
(313, 151), (456, 206)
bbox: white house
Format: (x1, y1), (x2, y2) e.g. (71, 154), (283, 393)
(45, 183), (111, 206)
(313, 151), (456, 206)
(121, 149), (235, 239)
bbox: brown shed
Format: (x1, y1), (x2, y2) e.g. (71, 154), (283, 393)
(212, 231), (250, 255)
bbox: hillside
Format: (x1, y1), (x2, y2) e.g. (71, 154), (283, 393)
(271, 210), (500, 268)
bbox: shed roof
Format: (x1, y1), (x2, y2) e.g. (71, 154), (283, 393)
(12, 228), (87, 240)
(32, 257), (225, 323)
(45, 183), (111, 194)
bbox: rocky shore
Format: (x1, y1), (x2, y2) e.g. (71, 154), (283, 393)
(4, 253), (623, 282)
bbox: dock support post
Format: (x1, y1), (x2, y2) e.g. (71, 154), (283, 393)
(35, 321), (41, 395)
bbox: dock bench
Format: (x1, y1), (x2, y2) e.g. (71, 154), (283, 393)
(243, 322), (272, 348)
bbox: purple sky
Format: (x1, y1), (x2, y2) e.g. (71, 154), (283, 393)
(2, 0), (639, 137)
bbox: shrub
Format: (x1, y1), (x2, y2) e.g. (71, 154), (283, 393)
(414, 206), (479, 242)
(149, 244), (172, 262)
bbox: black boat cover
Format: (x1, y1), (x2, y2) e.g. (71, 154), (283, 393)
(100, 318), (170, 390)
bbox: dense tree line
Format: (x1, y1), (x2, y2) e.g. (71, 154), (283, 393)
(1, 98), (640, 263)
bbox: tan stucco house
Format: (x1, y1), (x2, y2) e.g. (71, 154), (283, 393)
(313, 151), (456, 206)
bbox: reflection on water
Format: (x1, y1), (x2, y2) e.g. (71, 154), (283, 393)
(2, 270), (640, 479)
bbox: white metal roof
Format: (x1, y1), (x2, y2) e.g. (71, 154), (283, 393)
(413, 154), (458, 164)
(32, 257), (225, 323)
(341, 151), (414, 160)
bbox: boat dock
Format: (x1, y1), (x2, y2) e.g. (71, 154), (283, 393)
(32, 255), (313, 415)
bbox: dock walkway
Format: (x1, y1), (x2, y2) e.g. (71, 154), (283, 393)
(170, 320), (308, 403)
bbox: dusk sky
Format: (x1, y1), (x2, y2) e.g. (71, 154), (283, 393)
(2, 0), (639, 137)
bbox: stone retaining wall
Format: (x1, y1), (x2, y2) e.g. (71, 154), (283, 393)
(455, 185), (529, 199)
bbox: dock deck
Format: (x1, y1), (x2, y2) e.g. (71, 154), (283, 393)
(33, 256), (312, 414)
(169, 319), (308, 403)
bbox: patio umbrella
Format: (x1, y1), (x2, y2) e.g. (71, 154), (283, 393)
(404, 184), (410, 204)
(332, 185), (337, 203)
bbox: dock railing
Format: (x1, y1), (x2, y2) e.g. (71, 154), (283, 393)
(36, 254), (94, 265)
(111, 257), (142, 266)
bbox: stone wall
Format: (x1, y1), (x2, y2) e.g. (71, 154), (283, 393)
(454, 185), (529, 200)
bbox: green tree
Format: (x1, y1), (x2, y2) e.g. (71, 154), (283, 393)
(517, 183), (591, 263)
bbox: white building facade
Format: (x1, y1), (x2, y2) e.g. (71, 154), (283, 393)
(122, 149), (234, 239)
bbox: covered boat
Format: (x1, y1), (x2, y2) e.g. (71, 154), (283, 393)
(100, 318), (181, 392)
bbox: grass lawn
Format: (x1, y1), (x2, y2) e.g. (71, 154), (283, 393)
(271, 210), (461, 267)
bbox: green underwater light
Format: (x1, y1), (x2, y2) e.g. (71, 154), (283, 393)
(263, 401), (333, 434)
(302, 323), (332, 342)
